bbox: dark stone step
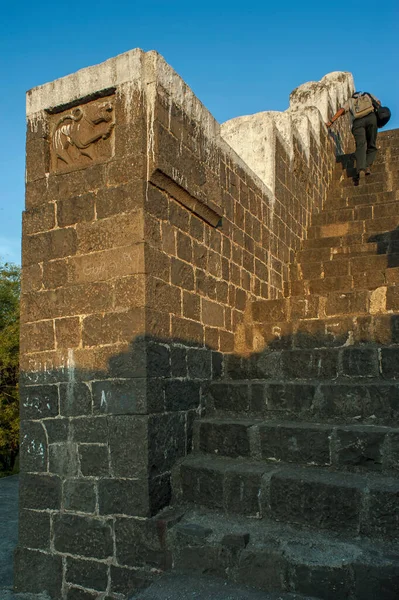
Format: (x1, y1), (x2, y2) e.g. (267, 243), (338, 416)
(206, 378), (399, 425)
(130, 572), (319, 600)
(194, 418), (399, 473)
(174, 456), (399, 538)
(166, 509), (399, 600)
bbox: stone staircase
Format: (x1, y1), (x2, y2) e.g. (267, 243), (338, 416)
(166, 130), (399, 599)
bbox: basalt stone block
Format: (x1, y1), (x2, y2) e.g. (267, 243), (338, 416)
(180, 463), (224, 509)
(225, 354), (247, 379)
(14, 547), (63, 596)
(208, 383), (249, 412)
(115, 517), (164, 568)
(54, 514), (113, 559)
(335, 427), (385, 469)
(250, 383), (267, 413)
(381, 348), (399, 379)
(148, 413), (186, 475)
(269, 470), (362, 532)
(20, 420), (48, 473)
(149, 472), (172, 515)
(199, 422), (251, 458)
(249, 352), (284, 379)
(170, 346), (187, 377)
(164, 380), (201, 411)
(108, 342), (147, 379)
(282, 349), (338, 379)
(19, 473), (61, 511)
(146, 342), (171, 377)
(49, 442), (79, 476)
(354, 561), (399, 600)
(66, 556), (108, 591)
(237, 548), (289, 592)
(265, 383), (316, 414)
(71, 416), (108, 443)
(63, 479), (96, 513)
(363, 480), (399, 538)
(44, 417), (69, 443)
(20, 384), (59, 419)
(341, 348), (379, 378)
(293, 563), (354, 600)
(97, 377), (164, 415)
(59, 382), (92, 417)
(316, 384), (388, 421)
(172, 544), (227, 576)
(18, 509), (51, 550)
(260, 423), (331, 465)
(92, 379), (146, 415)
(79, 444), (109, 476)
(110, 565), (153, 595)
(387, 432), (399, 470)
(224, 468), (263, 515)
(187, 348), (212, 379)
(212, 351), (224, 379)
(108, 415), (148, 478)
(99, 478), (149, 516)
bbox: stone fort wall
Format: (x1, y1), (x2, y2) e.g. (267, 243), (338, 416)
(17, 49), (354, 597)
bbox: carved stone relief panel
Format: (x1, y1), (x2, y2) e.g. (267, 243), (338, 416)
(49, 96), (115, 172)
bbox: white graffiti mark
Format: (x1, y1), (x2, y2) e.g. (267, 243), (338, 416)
(23, 435), (45, 457)
(101, 390), (108, 409)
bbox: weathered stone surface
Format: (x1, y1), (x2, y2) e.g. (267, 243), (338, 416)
(53, 514), (113, 558)
(59, 382), (92, 417)
(20, 384), (59, 420)
(364, 480), (399, 537)
(260, 423), (331, 465)
(79, 444), (109, 477)
(49, 442), (79, 476)
(19, 473), (61, 511)
(208, 383), (249, 412)
(14, 547), (63, 596)
(269, 469), (362, 532)
(18, 509), (51, 550)
(108, 415), (148, 478)
(335, 427), (385, 469)
(99, 478), (149, 516)
(164, 380), (201, 411)
(63, 479), (97, 513)
(65, 556), (109, 591)
(71, 416), (108, 443)
(199, 421), (251, 458)
(180, 462), (224, 510)
(115, 517), (164, 568)
(19, 420), (48, 473)
(224, 468), (263, 515)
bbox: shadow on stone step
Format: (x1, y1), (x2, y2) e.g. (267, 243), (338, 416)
(336, 152), (357, 178)
(369, 226), (399, 267)
(128, 572), (318, 600)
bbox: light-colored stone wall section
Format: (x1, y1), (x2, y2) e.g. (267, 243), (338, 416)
(221, 71), (354, 193)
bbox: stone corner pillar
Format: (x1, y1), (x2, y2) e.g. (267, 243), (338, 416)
(16, 48), (187, 599)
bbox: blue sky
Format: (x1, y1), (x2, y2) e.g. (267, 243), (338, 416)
(1, 0), (398, 265)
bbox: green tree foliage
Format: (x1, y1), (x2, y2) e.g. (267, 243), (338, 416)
(0, 261), (20, 475)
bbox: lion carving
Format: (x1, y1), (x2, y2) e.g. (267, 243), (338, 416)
(52, 101), (114, 166)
